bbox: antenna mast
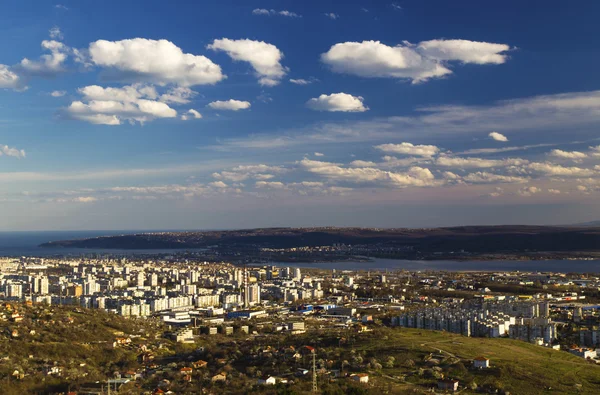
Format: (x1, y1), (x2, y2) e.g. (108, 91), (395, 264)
(312, 349), (318, 393)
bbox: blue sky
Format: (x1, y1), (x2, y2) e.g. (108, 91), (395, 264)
(1, 0), (600, 231)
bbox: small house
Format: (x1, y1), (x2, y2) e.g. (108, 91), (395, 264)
(258, 376), (276, 385)
(350, 373), (369, 383)
(437, 379), (459, 392)
(473, 356), (490, 369)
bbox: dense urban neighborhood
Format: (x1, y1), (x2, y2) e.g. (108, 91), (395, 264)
(1, 254), (600, 394)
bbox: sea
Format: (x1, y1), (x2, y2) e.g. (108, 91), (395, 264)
(1, 231), (599, 273)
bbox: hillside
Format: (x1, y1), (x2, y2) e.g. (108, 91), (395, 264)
(1, 304), (599, 394)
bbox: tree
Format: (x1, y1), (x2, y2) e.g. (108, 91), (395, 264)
(384, 356), (395, 368)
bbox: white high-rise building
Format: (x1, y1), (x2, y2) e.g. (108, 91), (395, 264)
(7, 283), (23, 299)
(136, 272), (145, 287)
(149, 273), (158, 287)
(33, 276), (49, 294)
(84, 280), (98, 295)
(293, 268), (301, 281)
(248, 284), (261, 305)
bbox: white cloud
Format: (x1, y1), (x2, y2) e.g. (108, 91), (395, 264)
(314, 152), (324, 157)
(18, 40), (69, 77)
(548, 189), (561, 194)
(464, 172), (528, 184)
(417, 39), (510, 65)
(489, 131), (508, 142)
(255, 181), (287, 189)
(0, 65), (22, 89)
(1, 145), (26, 159)
(527, 162), (596, 177)
(306, 93), (368, 112)
(436, 156), (527, 168)
(181, 109), (202, 120)
(89, 38), (224, 86)
(374, 142), (439, 157)
(78, 84), (157, 102)
(548, 149), (587, 159)
(71, 196), (97, 203)
(54, 4), (68, 10)
(349, 160), (377, 167)
(590, 145), (600, 157)
(442, 171), (461, 180)
(517, 186), (541, 197)
(380, 156), (426, 168)
(299, 158), (437, 188)
(321, 39), (509, 83)
(391, 3), (402, 10)
(66, 84), (177, 125)
(159, 86), (196, 104)
(289, 78), (313, 85)
(207, 38), (287, 86)
(252, 9), (301, 17)
(325, 13), (339, 19)
(212, 164), (286, 182)
(209, 181), (228, 188)
(577, 185), (590, 193)
(50, 90), (66, 97)
(49, 27), (63, 40)
(208, 99), (251, 111)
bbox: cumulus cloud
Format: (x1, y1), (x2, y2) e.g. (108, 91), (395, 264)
(50, 90), (66, 97)
(0, 65), (22, 89)
(49, 27), (63, 40)
(1, 145), (26, 159)
(181, 109), (202, 120)
(436, 156), (527, 168)
(463, 172), (528, 184)
(548, 149), (587, 159)
(208, 99), (251, 111)
(255, 181), (287, 189)
(72, 196), (97, 203)
(324, 13), (339, 19)
(591, 145), (600, 157)
(299, 158), (436, 188)
(209, 181), (228, 188)
(254, 180), (352, 196)
(374, 142), (439, 157)
(159, 86), (197, 104)
(18, 40), (69, 77)
(416, 39), (510, 65)
(212, 164), (286, 182)
(66, 84), (177, 125)
(321, 39), (510, 83)
(207, 38), (287, 86)
(577, 185), (590, 193)
(548, 189), (561, 194)
(380, 156), (426, 168)
(349, 160), (377, 167)
(306, 93), (368, 112)
(489, 131), (508, 142)
(89, 38), (224, 86)
(527, 162), (596, 177)
(252, 9), (301, 17)
(517, 186), (541, 197)
(314, 152), (324, 157)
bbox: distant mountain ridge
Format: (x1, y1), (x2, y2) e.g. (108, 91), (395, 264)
(569, 220), (600, 227)
(39, 225), (600, 253)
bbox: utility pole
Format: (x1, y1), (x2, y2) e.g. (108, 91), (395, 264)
(312, 349), (318, 393)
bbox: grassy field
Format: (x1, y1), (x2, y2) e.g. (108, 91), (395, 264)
(341, 327), (600, 394)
